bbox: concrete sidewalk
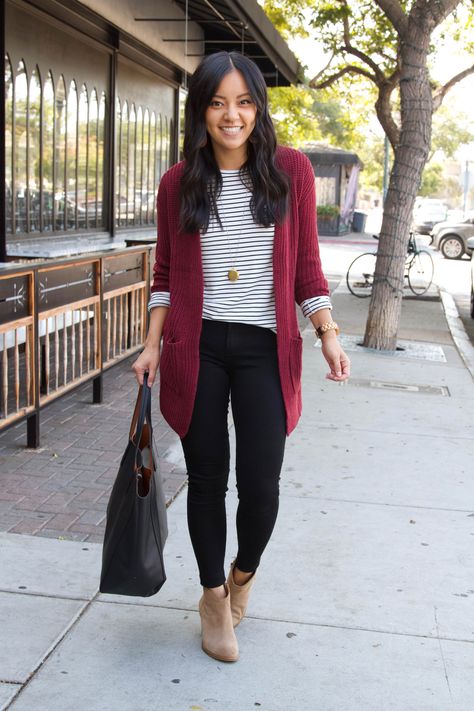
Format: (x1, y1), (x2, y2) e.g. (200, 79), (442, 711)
(1, 280), (474, 710)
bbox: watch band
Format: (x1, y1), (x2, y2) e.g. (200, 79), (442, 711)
(315, 321), (340, 339)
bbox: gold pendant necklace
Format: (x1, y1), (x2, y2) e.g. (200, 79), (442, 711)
(221, 172), (249, 282)
(226, 214), (243, 281)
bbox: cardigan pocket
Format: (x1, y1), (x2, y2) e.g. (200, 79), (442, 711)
(159, 338), (184, 395)
(289, 335), (303, 392)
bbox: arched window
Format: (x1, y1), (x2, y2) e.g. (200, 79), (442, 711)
(43, 71), (55, 232)
(96, 91), (106, 228)
(158, 113), (164, 186)
(149, 111), (157, 224)
(78, 84), (88, 229)
(118, 99), (129, 226)
(5, 54), (13, 234)
(15, 60), (28, 233)
(143, 108), (151, 223)
(66, 80), (78, 229)
(128, 102), (137, 225)
(135, 105), (143, 223)
(88, 88), (98, 229)
(29, 67), (42, 232)
(55, 75), (67, 231)
(162, 115), (169, 179)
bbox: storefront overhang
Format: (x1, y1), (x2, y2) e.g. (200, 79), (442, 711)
(301, 144), (362, 167)
(139, 0), (302, 87)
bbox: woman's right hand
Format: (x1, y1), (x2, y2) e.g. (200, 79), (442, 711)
(132, 344), (161, 386)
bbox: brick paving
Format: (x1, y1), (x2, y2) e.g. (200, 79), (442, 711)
(0, 356), (188, 543)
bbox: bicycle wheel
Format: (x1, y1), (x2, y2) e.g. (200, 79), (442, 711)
(407, 249), (434, 295)
(346, 253), (377, 297)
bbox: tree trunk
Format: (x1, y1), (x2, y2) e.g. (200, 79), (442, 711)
(363, 19), (434, 350)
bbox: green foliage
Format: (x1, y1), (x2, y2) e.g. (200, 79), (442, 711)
(261, 0), (309, 39)
(313, 84), (374, 146)
(353, 135), (386, 192)
(268, 86), (322, 146)
(430, 105), (474, 160)
(432, 4), (474, 57)
(317, 204), (340, 218)
(419, 163), (444, 196)
(309, 0), (399, 74)
(263, 0), (474, 198)
(268, 82), (374, 152)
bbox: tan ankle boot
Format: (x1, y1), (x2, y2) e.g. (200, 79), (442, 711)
(198, 582), (239, 662)
(226, 559), (257, 628)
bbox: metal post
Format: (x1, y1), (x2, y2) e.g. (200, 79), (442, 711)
(92, 374), (103, 404)
(26, 413), (40, 449)
(463, 160), (470, 216)
(0, 0), (6, 261)
(383, 135), (389, 203)
(27, 269), (41, 447)
(107, 45), (118, 238)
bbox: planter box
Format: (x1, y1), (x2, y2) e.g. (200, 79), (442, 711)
(317, 216), (351, 236)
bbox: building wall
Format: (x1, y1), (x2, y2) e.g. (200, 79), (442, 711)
(5, 0), (181, 252)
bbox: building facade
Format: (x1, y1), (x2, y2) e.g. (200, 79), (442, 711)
(2, 0), (301, 261)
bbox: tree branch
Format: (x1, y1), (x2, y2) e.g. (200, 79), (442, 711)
(340, 0), (386, 81)
(424, 0), (461, 27)
(311, 52), (336, 85)
(309, 65), (377, 90)
(375, 79), (400, 149)
(432, 63), (474, 111)
(373, 0), (408, 35)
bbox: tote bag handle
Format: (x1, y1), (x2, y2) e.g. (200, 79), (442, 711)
(129, 372), (152, 462)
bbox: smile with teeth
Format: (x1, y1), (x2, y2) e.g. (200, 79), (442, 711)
(220, 126), (244, 135)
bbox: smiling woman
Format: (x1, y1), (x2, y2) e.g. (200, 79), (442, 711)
(205, 75), (257, 168)
(132, 50), (350, 665)
(178, 51), (291, 235)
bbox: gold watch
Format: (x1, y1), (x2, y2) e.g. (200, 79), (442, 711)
(315, 321), (340, 339)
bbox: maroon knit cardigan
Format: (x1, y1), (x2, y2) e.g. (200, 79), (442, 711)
(151, 145), (330, 438)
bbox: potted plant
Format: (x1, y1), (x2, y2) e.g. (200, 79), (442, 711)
(317, 204), (340, 220)
(317, 204), (341, 235)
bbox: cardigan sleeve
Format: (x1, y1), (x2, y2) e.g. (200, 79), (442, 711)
(150, 176), (171, 294)
(294, 155), (330, 305)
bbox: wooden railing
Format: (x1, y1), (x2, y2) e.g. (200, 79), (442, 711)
(0, 246), (153, 447)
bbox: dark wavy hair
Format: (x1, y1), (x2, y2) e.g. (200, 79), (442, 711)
(179, 51), (290, 234)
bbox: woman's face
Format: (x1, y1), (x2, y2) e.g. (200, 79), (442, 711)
(204, 69), (257, 166)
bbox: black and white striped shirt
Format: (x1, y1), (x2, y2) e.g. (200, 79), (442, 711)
(148, 168), (332, 332)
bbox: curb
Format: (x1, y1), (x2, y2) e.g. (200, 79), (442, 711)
(439, 289), (474, 381)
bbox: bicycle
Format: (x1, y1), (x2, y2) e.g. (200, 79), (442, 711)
(346, 232), (434, 297)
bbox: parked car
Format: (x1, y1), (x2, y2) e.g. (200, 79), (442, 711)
(468, 236), (474, 317)
(430, 216), (474, 259)
(413, 199), (448, 235)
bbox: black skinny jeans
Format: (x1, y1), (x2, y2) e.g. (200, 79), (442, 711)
(180, 318), (287, 588)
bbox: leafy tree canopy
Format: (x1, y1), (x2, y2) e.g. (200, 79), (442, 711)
(262, 0), (474, 351)
(263, 0), (474, 149)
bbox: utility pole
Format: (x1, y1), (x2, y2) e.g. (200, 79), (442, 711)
(463, 160), (471, 216)
(382, 135), (390, 204)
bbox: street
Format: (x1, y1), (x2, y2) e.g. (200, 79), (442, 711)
(318, 233), (474, 348)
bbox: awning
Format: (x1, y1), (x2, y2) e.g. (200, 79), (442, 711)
(301, 144), (362, 167)
(157, 0), (302, 86)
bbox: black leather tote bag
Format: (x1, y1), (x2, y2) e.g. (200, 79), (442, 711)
(99, 373), (168, 596)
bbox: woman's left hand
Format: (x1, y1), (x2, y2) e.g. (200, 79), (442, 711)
(320, 334), (351, 382)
